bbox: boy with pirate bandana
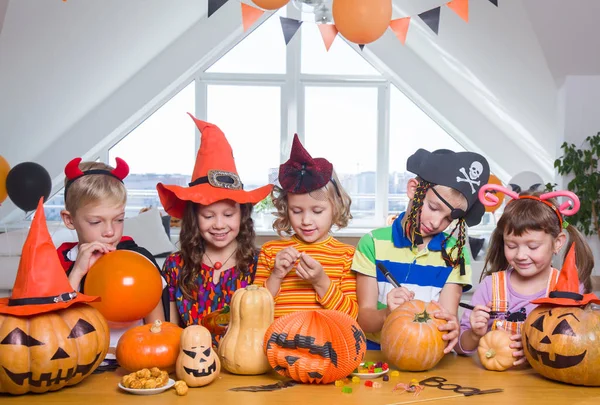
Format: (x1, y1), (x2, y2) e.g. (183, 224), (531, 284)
(352, 149), (490, 351)
(57, 158), (166, 357)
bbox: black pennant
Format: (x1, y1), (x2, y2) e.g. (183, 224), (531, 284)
(208, 0), (229, 18)
(419, 7), (441, 35)
(488, 0), (498, 6)
(358, 44), (365, 51)
(280, 17), (302, 45)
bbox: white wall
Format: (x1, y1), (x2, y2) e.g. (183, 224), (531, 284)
(558, 75), (600, 273)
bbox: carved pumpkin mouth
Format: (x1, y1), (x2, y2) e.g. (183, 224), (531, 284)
(183, 360), (217, 377)
(525, 334), (586, 369)
(2, 352), (102, 387)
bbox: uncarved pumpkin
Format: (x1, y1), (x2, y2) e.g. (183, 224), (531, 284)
(218, 285), (274, 375)
(478, 329), (514, 371)
(264, 310), (366, 384)
(176, 325), (220, 387)
(523, 304), (600, 386)
(0, 304), (109, 395)
(252, 0), (289, 10)
(116, 320), (183, 372)
(380, 300), (447, 371)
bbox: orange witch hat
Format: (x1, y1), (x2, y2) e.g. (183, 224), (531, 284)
(532, 244), (600, 307)
(156, 113), (273, 219)
(0, 198), (99, 316)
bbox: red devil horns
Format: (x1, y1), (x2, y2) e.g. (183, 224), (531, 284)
(112, 158), (129, 181)
(65, 157), (84, 180)
(64, 157), (129, 181)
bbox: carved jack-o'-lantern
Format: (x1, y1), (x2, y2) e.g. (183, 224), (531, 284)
(0, 199), (109, 395)
(523, 244), (600, 386)
(0, 305), (109, 394)
(175, 325), (220, 387)
(263, 310), (366, 384)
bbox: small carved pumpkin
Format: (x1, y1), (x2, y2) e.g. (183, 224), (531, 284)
(116, 320), (183, 373)
(176, 325), (220, 387)
(218, 285), (274, 375)
(380, 300), (447, 371)
(478, 329), (514, 371)
(523, 304), (600, 386)
(263, 310), (366, 384)
(0, 304), (109, 395)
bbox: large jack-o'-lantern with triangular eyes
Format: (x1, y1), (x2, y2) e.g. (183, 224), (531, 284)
(0, 199), (109, 395)
(176, 325), (220, 387)
(522, 245), (600, 386)
(0, 305), (109, 394)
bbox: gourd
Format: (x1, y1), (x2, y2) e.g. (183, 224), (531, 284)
(218, 285), (274, 375)
(175, 325), (220, 387)
(477, 329), (514, 371)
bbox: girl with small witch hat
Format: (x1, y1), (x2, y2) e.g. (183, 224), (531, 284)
(254, 134), (357, 319)
(157, 113), (272, 343)
(352, 149), (490, 351)
(457, 185), (595, 365)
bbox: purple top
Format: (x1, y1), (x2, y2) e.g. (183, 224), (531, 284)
(458, 268), (584, 354)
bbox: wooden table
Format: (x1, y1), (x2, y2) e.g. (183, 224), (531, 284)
(2, 351), (599, 404)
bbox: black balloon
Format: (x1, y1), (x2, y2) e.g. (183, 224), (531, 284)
(6, 162), (52, 212)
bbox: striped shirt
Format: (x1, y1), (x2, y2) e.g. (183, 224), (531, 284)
(254, 235), (358, 319)
(352, 212), (472, 344)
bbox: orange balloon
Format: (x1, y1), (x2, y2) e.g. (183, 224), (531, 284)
(84, 250), (162, 323)
(252, 0), (290, 10)
(333, 0), (392, 44)
(0, 155), (10, 204)
(485, 174), (505, 213)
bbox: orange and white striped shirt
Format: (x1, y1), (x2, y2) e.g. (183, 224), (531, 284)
(254, 235), (358, 319)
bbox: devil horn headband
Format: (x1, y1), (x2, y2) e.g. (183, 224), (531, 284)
(64, 157), (129, 199)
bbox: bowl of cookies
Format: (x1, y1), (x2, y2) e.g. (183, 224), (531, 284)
(119, 367), (184, 395)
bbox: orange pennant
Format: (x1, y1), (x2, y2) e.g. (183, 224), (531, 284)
(318, 24), (338, 52)
(241, 3), (264, 32)
(447, 0), (469, 23)
(389, 17), (410, 45)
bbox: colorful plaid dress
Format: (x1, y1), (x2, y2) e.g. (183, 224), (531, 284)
(162, 252), (255, 342)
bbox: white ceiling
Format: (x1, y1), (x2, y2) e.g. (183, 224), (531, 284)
(523, 0), (600, 84)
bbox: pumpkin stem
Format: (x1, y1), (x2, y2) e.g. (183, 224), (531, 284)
(485, 349), (496, 359)
(246, 285), (259, 291)
(150, 320), (163, 333)
(413, 309), (433, 323)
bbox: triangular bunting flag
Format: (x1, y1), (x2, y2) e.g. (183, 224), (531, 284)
(389, 17), (410, 45)
(418, 7), (441, 35)
(241, 3), (264, 32)
(280, 17), (303, 45)
(208, 0), (229, 17)
(358, 44), (365, 51)
(488, 0), (498, 6)
(447, 0), (468, 23)
(318, 24), (338, 51)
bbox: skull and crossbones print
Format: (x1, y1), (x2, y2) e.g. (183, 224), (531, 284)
(456, 161), (483, 194)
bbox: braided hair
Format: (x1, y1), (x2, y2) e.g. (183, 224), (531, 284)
(404, 179), (468, 275)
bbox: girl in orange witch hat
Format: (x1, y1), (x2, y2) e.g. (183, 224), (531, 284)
(457, 185), (595, 366)
(156, 113), (272, 343)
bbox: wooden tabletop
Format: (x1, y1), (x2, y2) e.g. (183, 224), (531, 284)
(2, 351), (599, 404)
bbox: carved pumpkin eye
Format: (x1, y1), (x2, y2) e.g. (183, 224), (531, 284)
(1, 328), (45, 347)
(552, 319), (576, 336)
(531, 315), (545, 332)
(183, 349), (196, 359)
(68, 319), (96, 339)
(202, 348), (211, 357)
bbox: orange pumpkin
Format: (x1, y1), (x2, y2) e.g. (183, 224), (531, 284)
(176, 325), (220, 387)
(332, 0), (392, 44)
(523, 304), (600, 386)
(264, 310), (366, 384)
(0, 304), (109, 395)
(252, 0), (289, 10)
(477, 329), (514, 371)
(380, 300), (447, 371)
(116, 320), (183, 372)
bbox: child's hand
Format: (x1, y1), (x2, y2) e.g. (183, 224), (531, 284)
(386, 287), (414, 313)
(469, 301), (492, 338)
(510, 333), (527, 366)
(69, 242), (115, 289)
(432, 306), (459, 353)
(295, 252), (328, 286)
(273, 247), (300, 280)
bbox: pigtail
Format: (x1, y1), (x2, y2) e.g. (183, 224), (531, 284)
(405, 180), (432, 246)
(481, 228), (509, 281)
(441, 218), (467, 275)
(563, 225), (594, 293)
